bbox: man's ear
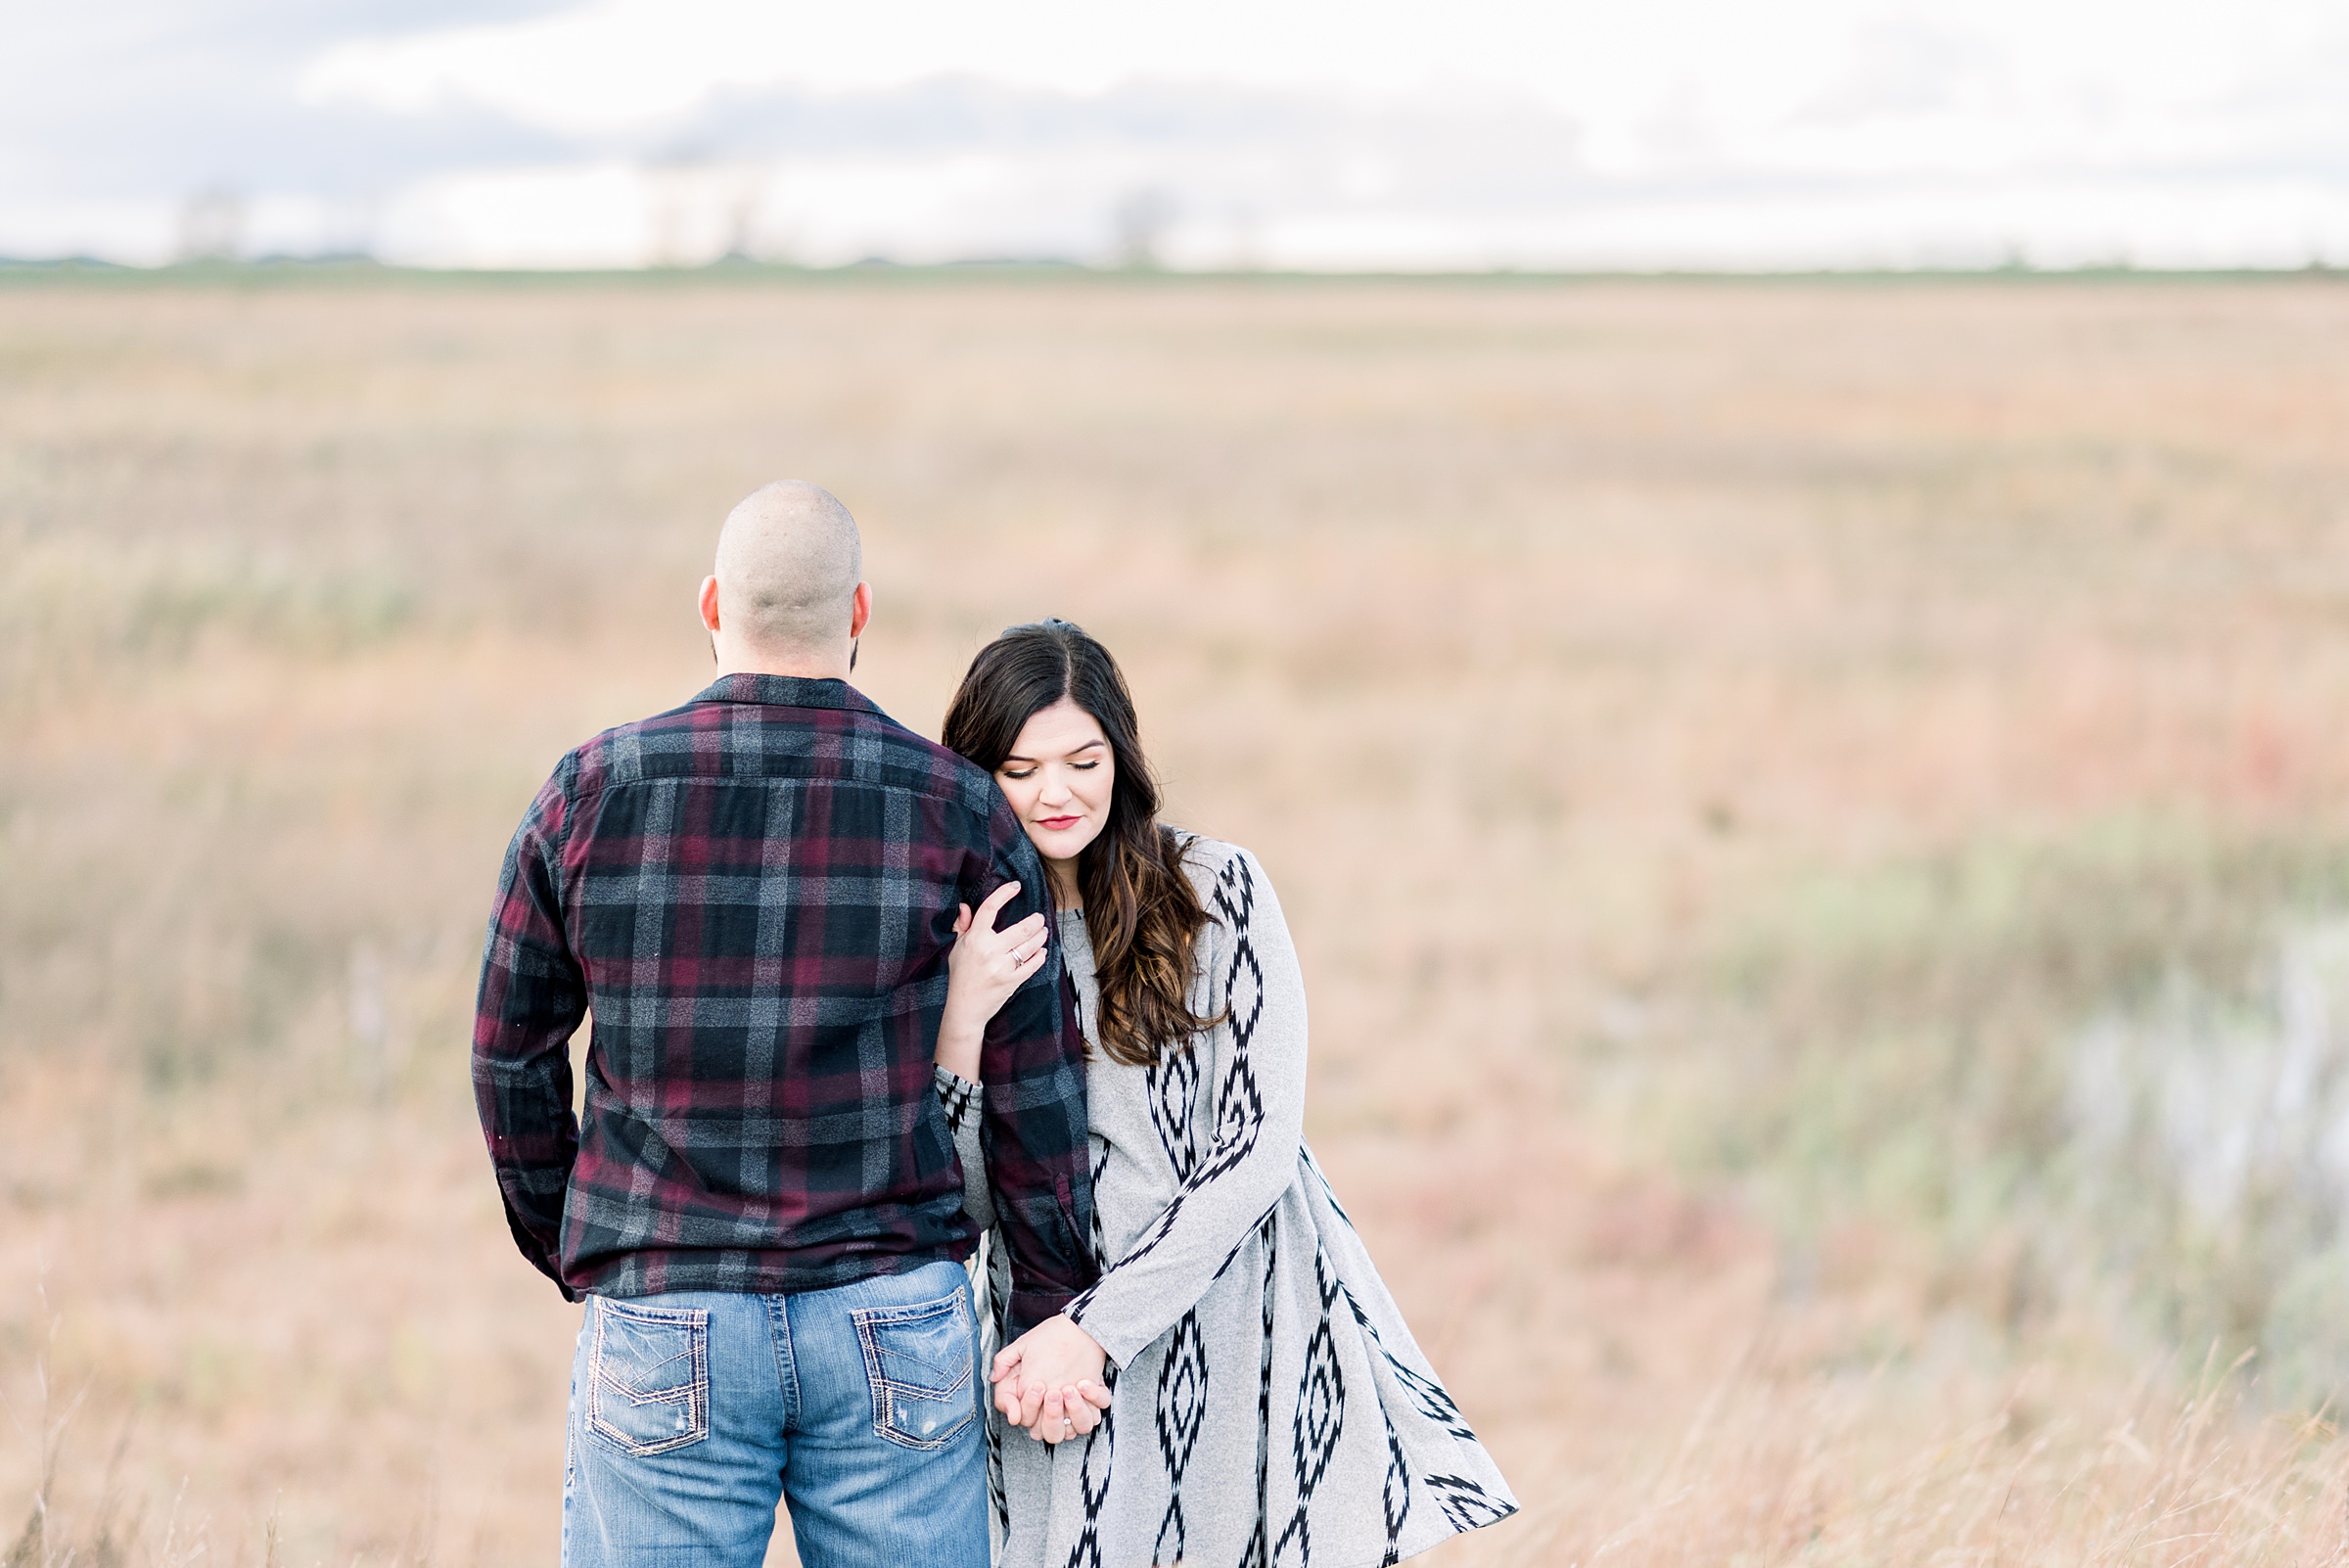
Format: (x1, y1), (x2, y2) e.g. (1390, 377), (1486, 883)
(849, 581), (873, 640)
(699, 575), (723, 633)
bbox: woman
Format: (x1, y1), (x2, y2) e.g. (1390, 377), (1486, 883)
(930, 619), (1516, 1568)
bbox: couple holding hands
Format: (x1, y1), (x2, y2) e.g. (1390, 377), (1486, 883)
(473, 482), (1513, 1566)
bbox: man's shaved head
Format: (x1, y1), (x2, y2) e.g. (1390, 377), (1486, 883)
(714, 482), (864, 657)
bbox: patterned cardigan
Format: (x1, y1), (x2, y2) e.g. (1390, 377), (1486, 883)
(942, 837), (1518, 1568)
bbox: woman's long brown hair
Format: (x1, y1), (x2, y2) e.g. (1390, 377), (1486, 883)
(942, 620), (1221, 1067)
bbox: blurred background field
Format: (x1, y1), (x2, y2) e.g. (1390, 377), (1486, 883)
(5, 270), (2349, 1564)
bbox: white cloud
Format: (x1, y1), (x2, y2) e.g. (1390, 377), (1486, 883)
(10, 0), (2349, 268)
(297, 0), (2349, 177)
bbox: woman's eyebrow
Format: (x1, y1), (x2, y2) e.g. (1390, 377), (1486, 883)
(1001, 738), (1106, 765)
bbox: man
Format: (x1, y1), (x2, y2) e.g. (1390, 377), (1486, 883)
(473, 482), (1095, 1567)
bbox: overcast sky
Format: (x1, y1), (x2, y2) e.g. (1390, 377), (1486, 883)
(7, 0), (2348, 269)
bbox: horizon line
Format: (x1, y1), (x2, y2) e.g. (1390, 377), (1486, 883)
(5, 254), (2346, 287)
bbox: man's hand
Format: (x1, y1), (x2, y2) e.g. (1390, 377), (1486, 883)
(990, 1315), (1112, 1444)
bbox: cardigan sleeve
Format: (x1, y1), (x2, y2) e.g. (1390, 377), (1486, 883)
(935, 1064), (995, 1232)
(1063, 847), (1308, 1367)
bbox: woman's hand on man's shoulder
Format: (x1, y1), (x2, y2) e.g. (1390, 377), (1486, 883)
(935, 879), (1050, 1080)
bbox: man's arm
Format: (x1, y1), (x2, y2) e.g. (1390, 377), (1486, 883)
(472, 767), (589, 1300)
(975, 812), (1098, 1337)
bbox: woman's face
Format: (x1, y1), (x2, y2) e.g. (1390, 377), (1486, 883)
(995, 698), (1115, 869)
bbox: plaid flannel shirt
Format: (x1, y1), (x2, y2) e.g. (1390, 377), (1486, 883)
(472, 673), (1095, 1335)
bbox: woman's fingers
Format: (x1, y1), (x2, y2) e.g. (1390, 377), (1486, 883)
(994, 914), (1045, 954)
(959, 899), (1046, 976)
(994, 920), (1047, 977)
(1064, 1388), (1101, 1436)
(973, 915), (1049, 985)
(1076, 1379), (1113, 1409)
(995, 1368), (1031, 1424)
(974, 880), (1023, 928)
(1036, 1386), (1068, 1444)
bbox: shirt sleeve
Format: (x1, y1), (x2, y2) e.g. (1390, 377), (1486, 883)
(1064, 847), (1307, 1367)
(471, 762), (588, 1301)
(973, 805), (1099, 1337)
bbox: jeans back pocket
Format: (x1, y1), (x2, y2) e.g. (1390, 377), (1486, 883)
(586, 1298), (710, 1457)
(852, 1289), (977, 1451)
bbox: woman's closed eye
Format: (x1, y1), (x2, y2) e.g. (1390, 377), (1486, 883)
(999, 759), (1100, 781)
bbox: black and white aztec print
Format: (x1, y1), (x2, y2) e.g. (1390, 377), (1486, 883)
(1385, 1353), (1481, 1447)
(936, 1067), (977, 1134)
(987, 1388), (1011, 1541)
(974, 1225), (1013, 1544)
(960, 841), (1517, 1568)
(1271, 1242), (1348, 1567)
(1377, 1393), (1411, 1567)
(1305, 1146), (1357, 1231)
(1242, 1213), (1278, 1568)
(1151, 1311), (1207, 1565)
(1067, 854), (1267, 1322)
(1209, 1195), (1285, 1286)
(1335, 1279), (1519, 1546)
(1337, 1279), (1484, 1447)
(1145, 1043), (1203, 1181)
(1057, 1131), (1114, 1568)
(1425, 1473), (1517, 1531)
(1061, 1361), (1116, 1568)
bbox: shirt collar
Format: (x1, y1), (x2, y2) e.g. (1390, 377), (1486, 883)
(690, 672), (881, 715)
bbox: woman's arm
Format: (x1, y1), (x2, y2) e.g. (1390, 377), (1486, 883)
(934, 1064), (994, 1230)
(1061, 847), (1307, 1367)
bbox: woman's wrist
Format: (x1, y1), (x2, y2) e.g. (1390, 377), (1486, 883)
(934, 1007), (985, 1081)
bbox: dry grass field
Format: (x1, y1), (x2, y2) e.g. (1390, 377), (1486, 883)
(5, 270), (2349, 1565)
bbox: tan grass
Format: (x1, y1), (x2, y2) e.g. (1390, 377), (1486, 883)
(4, 274), (2349, 1563)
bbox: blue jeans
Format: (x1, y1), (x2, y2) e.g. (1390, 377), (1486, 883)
(562, 1261), (987, 1568)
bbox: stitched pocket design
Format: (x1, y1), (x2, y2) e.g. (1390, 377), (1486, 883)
(853, 1290), (976, 1451)
(586, 1299), (710, 1457)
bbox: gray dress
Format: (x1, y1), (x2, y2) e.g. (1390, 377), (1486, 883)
(941, 837), (1517, 1568)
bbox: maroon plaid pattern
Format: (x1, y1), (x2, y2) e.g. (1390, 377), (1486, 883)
(473, 673), (1094, 1335)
